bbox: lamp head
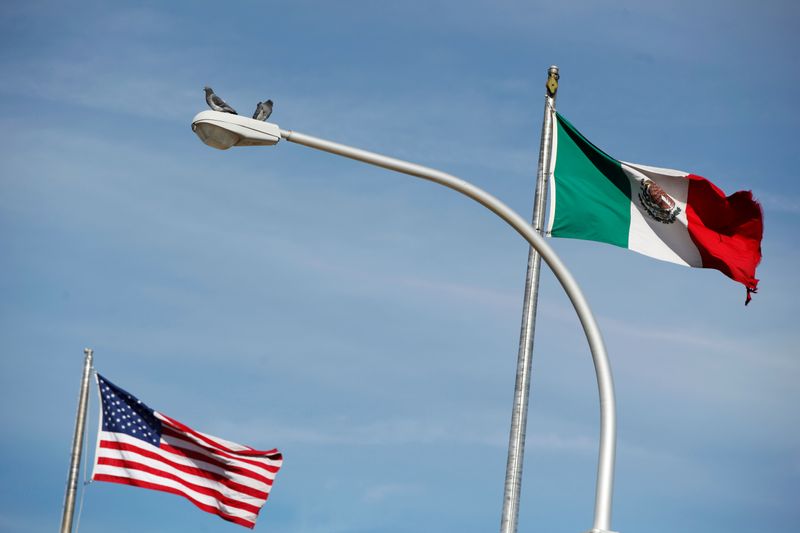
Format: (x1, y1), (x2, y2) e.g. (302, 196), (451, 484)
(191, 110), (281, 150)
(192, 121), (241, 150)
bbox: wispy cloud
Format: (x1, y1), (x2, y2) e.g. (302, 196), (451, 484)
(396, 276), (518, 312)
(0, 512), (48, 533)
(223, 414), (503, 447)
(599, 313), (797, 372)
(533, 296), (797, 374)
(755, 191), (800, 215)
(0, 6), (204, 122)
(214, 412), (601, 456)
(361, 482), (420, 504)
(0, 58), (198, 121)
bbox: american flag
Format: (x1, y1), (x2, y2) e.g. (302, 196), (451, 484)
(91, 374), (283, 529)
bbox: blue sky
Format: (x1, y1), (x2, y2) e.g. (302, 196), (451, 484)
(1, 1), (798, 532)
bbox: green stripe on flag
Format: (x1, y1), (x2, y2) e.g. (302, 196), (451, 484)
(551, 112), (632, 248)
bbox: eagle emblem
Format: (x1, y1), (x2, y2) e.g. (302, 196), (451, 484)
(638, 179), (681, 224)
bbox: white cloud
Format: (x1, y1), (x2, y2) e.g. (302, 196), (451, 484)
(0, 59), (198, 121)
(361, 482), (420, 503)
(214, 411), (605, 456)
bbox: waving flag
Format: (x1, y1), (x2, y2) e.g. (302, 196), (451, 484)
(546, 111), (763, 303)
(91, 374), (282, 529)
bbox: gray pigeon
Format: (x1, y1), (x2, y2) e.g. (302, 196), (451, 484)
(204, 86), (237, 114)
(252, 99), (273, 121)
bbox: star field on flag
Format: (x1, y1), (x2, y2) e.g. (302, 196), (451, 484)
(99, 376), (162, 446)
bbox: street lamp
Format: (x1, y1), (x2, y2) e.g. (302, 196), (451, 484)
(192, 111), (281, 149)
(191, 110), (618, 533)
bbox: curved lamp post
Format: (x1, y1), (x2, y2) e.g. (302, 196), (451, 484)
(191, 110), (618, 533)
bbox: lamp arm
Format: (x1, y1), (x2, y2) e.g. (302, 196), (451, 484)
(280, 128), (617, 533)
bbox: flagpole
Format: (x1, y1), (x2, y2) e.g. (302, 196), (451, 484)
(60, 348), (94, 533)
(499, 65), (559, 533)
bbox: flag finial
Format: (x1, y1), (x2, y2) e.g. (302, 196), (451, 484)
(547, 65), (559, 96)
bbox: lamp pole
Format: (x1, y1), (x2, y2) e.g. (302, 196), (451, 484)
(191, 109), (618, 533)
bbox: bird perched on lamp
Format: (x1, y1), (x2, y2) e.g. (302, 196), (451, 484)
(204, 86), (237, 114)
(252, 100), (273, 121)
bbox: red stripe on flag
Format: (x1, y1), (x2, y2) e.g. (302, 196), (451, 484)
(161, 424), (282, 473)
(685, 174), (763, 302)
(160, 414), (281, 458)
(98, 439), (271, 497)
(92, 473), (258, 529)
(96, 456), (263, 514)
(157, 437), (277, 483)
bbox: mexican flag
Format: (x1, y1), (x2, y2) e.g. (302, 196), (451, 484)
(546, 111), (763, 303)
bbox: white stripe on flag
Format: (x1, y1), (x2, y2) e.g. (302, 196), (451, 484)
(92, 463), (259, 523)
(159, 431), (279, 483)
(621, 162), (702, 266)
(158, 424), (282, 473)
(96, 432), (272, 499)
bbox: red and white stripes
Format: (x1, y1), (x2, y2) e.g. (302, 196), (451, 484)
(92, 412), (282, 529)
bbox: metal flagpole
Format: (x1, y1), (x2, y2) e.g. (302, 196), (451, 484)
(60, 348), (94, 533)
(499, 65), (559, 533)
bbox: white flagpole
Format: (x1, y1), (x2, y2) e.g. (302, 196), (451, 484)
(499, 65), (559, 533)
(60, 348), (94, 533)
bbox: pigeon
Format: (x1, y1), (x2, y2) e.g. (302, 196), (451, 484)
(204, 86), (237, 114)
(252, 99), (273, 121)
